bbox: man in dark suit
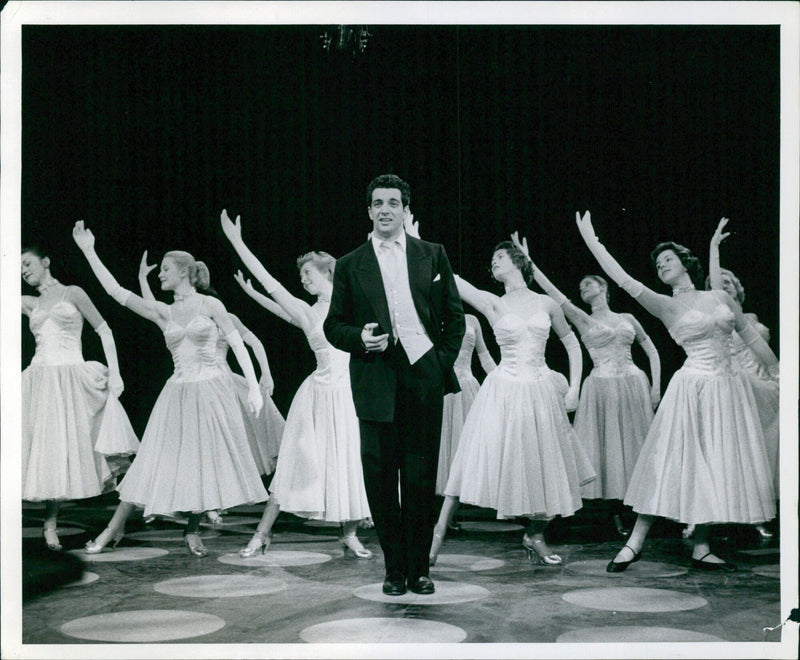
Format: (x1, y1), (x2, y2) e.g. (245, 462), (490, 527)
(324, 174), (465, 595)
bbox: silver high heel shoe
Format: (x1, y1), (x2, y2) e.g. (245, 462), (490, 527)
(43, 525), (62, 551)
(340, 533), (373, 559)
(85, 526), (125, 554)
(522, 534), (563, 566)
(206, 510), (224, 526)
(239, 530), (272, 558)
(183, 532), (208, 557)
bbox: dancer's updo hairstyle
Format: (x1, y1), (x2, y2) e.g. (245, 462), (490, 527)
(296, 251), (336, 282)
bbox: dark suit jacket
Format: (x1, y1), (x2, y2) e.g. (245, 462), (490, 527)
(324, 234), (465, 422)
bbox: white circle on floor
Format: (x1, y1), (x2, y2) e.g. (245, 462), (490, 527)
(299, 617), (467, 643)
(303, 520), (341, 528)
(127, 529), (220, 543)
(60, 609), (225, 642)
(353, 581), (489, 605)
(200, 516), (261, 527)
(751, 564), (780, 578)
(566, 559), (688, 578)
(70, 547), (169, 562)
(22, 526), (84, 538)
(430, 554), (505, 572)
(562, 587), (707, 613)
(557, 626), (724, 643)
(457, 521), (524, 533)
(64, 572), (100, 587)
(154, 574), (286, 598)
(218, 550), (333, 568)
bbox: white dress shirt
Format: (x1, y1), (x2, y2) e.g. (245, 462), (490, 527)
(371, 232), (434, 365)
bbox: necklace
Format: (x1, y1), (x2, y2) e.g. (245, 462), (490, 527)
(37, 277), (60, 294)
(672, 284), (696, 296)
(174, 288), (198, 302)
(505, 283), (528, 294)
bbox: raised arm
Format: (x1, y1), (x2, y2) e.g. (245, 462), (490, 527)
(233, 270), (298, 327)
(206, 296), (263, 415)
(545, 296), (582, 412)
(138, 250), (158, 302)
(66, 285), (125, 396)
(229, 312), (274, 395)
(469, 314), (496, 375)
(221, 210), (316, 332)
(511, 231), (593, 333)
(453, 275), (502, 325)
(575, 211), (675, 322)
(625, 313), (661, 408)
(72, 221), (169, 328)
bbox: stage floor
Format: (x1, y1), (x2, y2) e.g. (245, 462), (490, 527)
(19, 493), (784, 648)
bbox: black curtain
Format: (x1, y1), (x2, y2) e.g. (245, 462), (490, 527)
(21, 25), (780, 435)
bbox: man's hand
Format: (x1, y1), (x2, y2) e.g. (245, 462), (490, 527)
(361, 322), (390, 352)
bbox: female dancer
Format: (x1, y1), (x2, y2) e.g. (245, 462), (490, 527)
(22, 245), (138, 551)
(429, 238), (594, 566)
(510, 232), (661, 537)
(73, 222), (267, 557)
(220, 210), (372, 559)
(400, 218), (497, 498)
(575, 211), (777, 572)
(138, 250), (284, 481)
(706, 217), (779, 538)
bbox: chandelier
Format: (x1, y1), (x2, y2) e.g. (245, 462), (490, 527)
(321, 26), (371, 55)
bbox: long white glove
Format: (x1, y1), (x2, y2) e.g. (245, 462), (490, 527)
(477, 349), (496, 375)
(639, 336), (661, 407)
(575, 211), (643, 298)
(96, 322), (124, 397)
(560, 331), (582, 412)
(226, 329), (263, 416)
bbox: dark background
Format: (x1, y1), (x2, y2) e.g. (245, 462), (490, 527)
(21, 25), (780, 434)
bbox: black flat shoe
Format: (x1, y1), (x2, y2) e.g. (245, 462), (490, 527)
(408, 575), (435, 595)
(606, 545), (642, 573)
(691, 553), (737, 572)
(382, 573), (407, 596)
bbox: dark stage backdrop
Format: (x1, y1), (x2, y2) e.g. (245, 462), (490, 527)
(20, 25), (780, 435)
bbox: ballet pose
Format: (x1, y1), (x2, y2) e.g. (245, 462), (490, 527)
(707, 218), (779, 539)
(575, 211), (777, 572)
(73, 222), (267, 557)
(138, 250), (284, 480)
(21, 245), (139, 551)
(511, 232), (661, 537)
(429, 239), (595, 566)
(221, 210), (372, 559)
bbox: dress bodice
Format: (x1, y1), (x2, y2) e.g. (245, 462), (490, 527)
(305, 308), (349, 385)
(28, 295), (84, 366)
(163, 312), (225, 382)
(493, 303), (551, 379)
(453, 322), (477, 378)
(582, 318), (638, 376)
(668, 303), (736, 375)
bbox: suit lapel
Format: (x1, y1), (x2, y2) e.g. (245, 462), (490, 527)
(354, 243), (393, 335)
(406, 237), (433, 329)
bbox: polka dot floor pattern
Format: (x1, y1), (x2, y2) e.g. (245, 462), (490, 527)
(17, 495), (789, 652)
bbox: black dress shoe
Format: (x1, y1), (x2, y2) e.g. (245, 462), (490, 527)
(407, 575), (435, 595)
(691, 553), (737, 572)
(606, 545), (642, 573)
(382, 573), (407, 596)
